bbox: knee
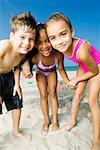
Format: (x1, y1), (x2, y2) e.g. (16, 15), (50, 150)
(40, 90), (48, 99)
(88, 96), (99, 108)
(73, 92), (84, 101)
(48, 89), (56, 98)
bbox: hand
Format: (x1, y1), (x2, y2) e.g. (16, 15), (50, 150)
(13, 85), (22, 100)
(67, 78), (78, 90)
(22, 69), (33, 78)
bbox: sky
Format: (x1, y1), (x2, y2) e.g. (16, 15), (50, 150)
(0, 0), (100, 66)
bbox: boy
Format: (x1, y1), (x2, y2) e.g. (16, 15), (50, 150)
(0, 12), (36, 140)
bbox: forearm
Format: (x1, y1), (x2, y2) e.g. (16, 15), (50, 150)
(14, 67), (20, 86)
(22, 60), (33, 78)
(22, 60), (30, 71)
(0, 59), (3, 68)
(59, 69), (70, 83)
(13, 67), (22, 99)
(76, 71), (98, 83)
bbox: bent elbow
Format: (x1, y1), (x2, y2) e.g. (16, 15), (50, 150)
(93, 69), (99, 76)
(96, 69), (99, 75)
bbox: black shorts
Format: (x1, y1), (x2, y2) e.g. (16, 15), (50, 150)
(0, 71), (23, 112)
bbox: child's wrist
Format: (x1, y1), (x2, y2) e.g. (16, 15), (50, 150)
(64, 80), (69, 84)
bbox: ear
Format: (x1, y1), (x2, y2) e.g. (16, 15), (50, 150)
(71, 27), (75, 37)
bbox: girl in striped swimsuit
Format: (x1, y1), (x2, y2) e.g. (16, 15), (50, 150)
(23, 23), (69, 133)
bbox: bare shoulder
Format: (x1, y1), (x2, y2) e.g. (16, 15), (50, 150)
(0, 39), (11, 56)
(77, 41), (91, 61)
(0, 39), (11, 49)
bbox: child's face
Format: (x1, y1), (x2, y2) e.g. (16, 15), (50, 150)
(46, 20), (73, 53)
(11, 26), (36, 54)
(36, 29), (52, 57)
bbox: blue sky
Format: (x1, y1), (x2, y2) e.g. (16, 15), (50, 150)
(0, 0), (99, 67)
(0, 0), (100, 66)
(0, 0), (100, 49)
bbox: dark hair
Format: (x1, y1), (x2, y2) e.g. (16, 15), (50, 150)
(24, 23), (46, 68)
(35, 23), (45, 43)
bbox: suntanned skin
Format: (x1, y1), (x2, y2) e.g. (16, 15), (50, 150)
(46, 15), (100, 150)
(0, 26), (36, 140)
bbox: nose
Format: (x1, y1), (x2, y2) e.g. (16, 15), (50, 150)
(42, 42), (47, 49)
(56, 37), (63, 45)
(24, 38), (30, 46)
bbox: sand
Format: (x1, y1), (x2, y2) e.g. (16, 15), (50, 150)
(0, 70), (97, 150)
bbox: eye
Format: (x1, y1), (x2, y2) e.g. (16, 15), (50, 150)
(60, 32), (67, 36)
(49, 36), (55, 41)
(62, 33), (66, 35)
(46, 39), (49, 43)
(37, 41), (41, 45)
(30, 38), (35, 42)
(20, 36), (25, 39)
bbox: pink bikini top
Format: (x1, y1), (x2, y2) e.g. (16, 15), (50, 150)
(64, 39), (100, 72)
(36, 57), (58, 71)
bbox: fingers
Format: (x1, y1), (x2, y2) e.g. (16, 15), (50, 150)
(22, 72), (33, 78)
(17, 88), (22, 100)
(27, 73), (33, 78)
(13, 88), (22, 100)
(67, 84), (78, 90)
(13, 88), (16, 96)
(70, 86), (76, 90)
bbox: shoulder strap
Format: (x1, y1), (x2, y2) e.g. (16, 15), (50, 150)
(74, 39), (85, 52)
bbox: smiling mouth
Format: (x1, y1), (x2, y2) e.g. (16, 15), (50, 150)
(58, 45), (66, 49)
(22, 47), (29, 51)
(43, 51), (50, 54)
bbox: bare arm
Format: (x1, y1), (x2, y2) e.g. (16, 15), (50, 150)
(0, 40), (9, 68)
(57, 52), (70, 83)
(13, 66), (22, 99)
(22, 54), (37, 78)
(76, 42), (98, 81)
(22, 60), (33, 78)
(67, 42), (99, 88)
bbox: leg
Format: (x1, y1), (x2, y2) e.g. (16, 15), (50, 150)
(12, 108), (22, 137)
(12, 104), (31, 141)
(5, 97), (31, 141)
(47, 71), (59, 131)
(36, 72), (50, 132)
(66, 67), (87, 131)
(3, 72), (31, 141)
(88, 69), (100, 150)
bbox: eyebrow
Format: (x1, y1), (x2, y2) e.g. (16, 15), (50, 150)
(48, 29), (67, 38)
(48, 35), (54, 38)
(59, 29), (68, 33)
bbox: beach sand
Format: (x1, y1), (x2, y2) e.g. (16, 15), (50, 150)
(0, 70), (98, 150)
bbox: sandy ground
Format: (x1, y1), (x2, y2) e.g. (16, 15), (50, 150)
(0, 70), (97, 150)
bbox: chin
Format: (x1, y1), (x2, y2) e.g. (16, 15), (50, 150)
(45, 53), (51, 57)
(57, 49), (65, 53)
(60, 47), (68, 53)
(43, 54), (49, 57)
